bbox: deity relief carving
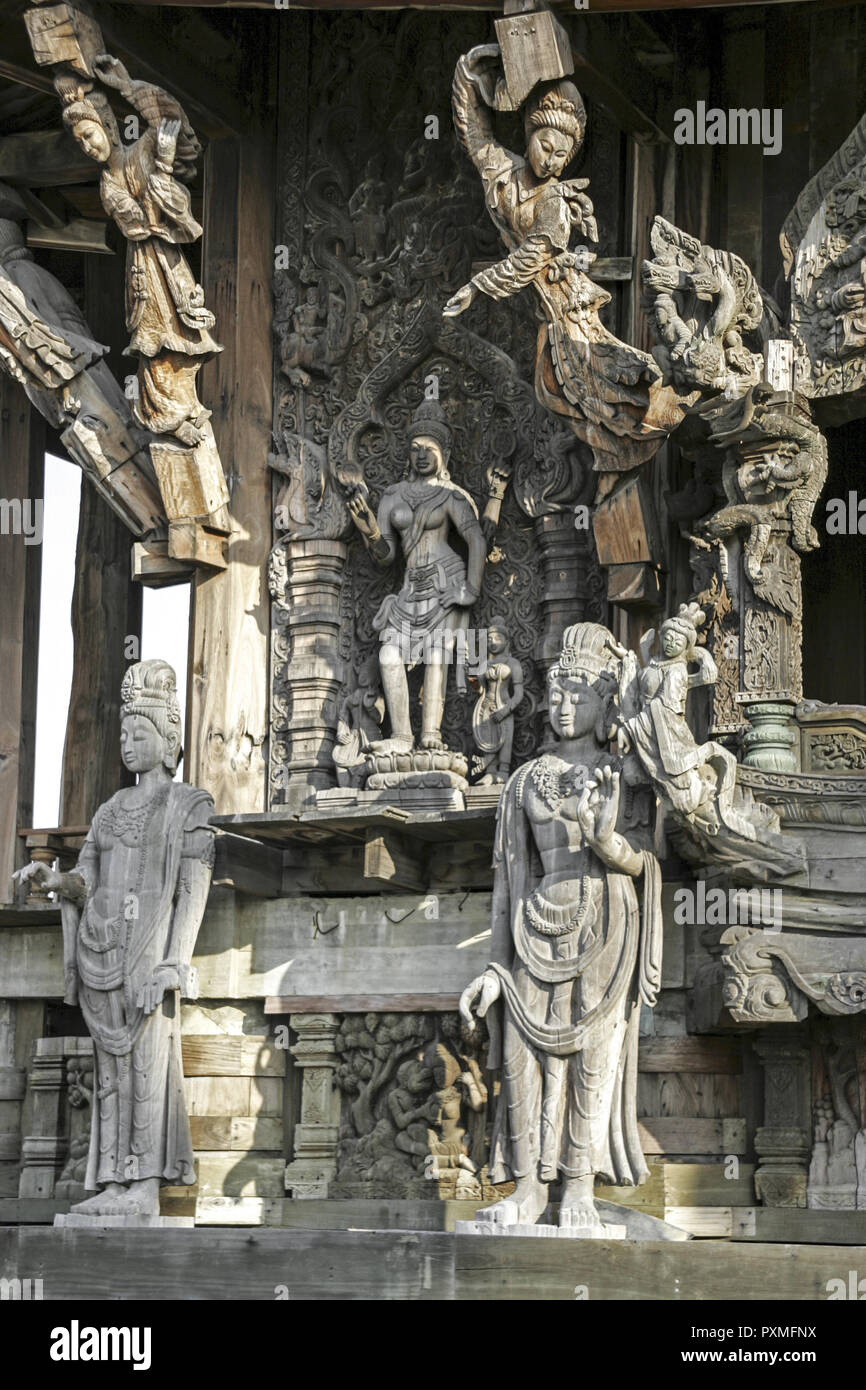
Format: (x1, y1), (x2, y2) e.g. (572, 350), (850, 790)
(459, 623), (663, 1233)
(344, 399), (486, 761)
(14, 661), (215, 1220)
(332, 1012), (491, 1198)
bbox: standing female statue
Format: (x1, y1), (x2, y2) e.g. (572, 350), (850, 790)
(471, 617), (524, 784)
(345, 400), (486, 752)
(445, 45), (685, 487)
(459, 623), (662, 1231)
(15, 661), (214, 1218)
(58, 54), (221, 448)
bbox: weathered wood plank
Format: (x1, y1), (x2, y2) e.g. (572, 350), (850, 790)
(189, 1116), (283, 1151)
(638, 1117), (747, 1155)
(181, 1035), (285, 1077)
(638, 1037), (743, 1073)
(265, 994), (460, 1015)
(188, 121), (273, 814)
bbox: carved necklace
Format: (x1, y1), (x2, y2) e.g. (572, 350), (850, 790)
(525, 880), (593, 937)
(401, 480), (445, 509)
(530, 755), (589, 812)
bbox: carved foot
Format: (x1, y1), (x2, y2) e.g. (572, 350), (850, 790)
(559, 1178), (603, 1233)
(420, 734), (445, 751)
(476, 1176), (548, 1227)
(69, 1183), (125, 1215)
(120, 1177), (161, 1217)
(369, 737), (413, 754)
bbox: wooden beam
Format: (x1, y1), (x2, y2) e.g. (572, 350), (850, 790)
(0, 380), (44, 903)
(59, 253), (142, 826)
(0, 132), (95, 189)
(265, 994), (461, 1014)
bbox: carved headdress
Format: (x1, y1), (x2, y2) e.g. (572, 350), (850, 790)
(549, 621), (620, 692)
(120, 659), (183, 770)
(661, 601), (706, 653)
(408, 399), (452, 462)
(525, 80), (586, 158)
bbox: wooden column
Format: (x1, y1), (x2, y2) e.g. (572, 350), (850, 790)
(188, 112), (275, 813)
(60, 254), (142, 825)
(0, 378), (43, 899)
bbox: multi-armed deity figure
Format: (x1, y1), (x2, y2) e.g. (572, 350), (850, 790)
(345, 400), (486, 752)
(15, 661), (214, 1219)
(444, 44), (685, 488)
(57, 54), (222, 452)
(460, 623), (662, 1232)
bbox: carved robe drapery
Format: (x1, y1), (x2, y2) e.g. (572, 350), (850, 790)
(61, 783), (214, 1190)
(485, 760), (662, 1186)
(100, 126), (221, 438)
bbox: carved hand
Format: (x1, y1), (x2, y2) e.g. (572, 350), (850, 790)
(136, 964), (181, 1016)
(92, 53), (133, 95)
(345, 484), (379, 540)
(459, 971), (500, 1033)
(577, 766), (621, 847)
(442, 284), (476, 318)
(12, 861), (63, 895)
(157, 118), (181, 166)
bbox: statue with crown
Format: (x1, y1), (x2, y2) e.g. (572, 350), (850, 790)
(343, 398), (487, 796)
(458, 622), (663, 1236)
(15, 660), (215, 1222)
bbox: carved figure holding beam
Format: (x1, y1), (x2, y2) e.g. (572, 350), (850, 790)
(57, 54), (222, 449)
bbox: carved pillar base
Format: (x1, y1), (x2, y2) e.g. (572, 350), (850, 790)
(18, 1039), (68, 1200)
(753, 1031), (811, 1208)
(284, 1013), (341, 1199)
(737, 695), (799, 772)
(270, 540), (347, 806)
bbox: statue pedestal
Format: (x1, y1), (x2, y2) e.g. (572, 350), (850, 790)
(455, 1219), (627, 1240)
(54, 1213), (195, 1229)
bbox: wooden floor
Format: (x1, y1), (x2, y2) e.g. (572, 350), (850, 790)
(1, 1225), (861, 1300)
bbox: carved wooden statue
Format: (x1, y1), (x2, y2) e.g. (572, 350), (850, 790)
(445, 44), (686, 490)
(14, 661), (214, 1219)
(58, 55), (221, 452)
(344, 400), (486, 752)
(333, 657), (385, 787)
(460, 622), (662, 1232)
(471, 617), (524, 784)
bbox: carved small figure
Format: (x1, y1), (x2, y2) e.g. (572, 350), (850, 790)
(278, 285), (330, 387)
(614, 603), (757, 842)
(460, 623), (662, 1232)
(471, 618), (524, 784)
(14, 661), (214, 1219)
(332, 658), (386, 787)
(344, 400), (486, 752)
